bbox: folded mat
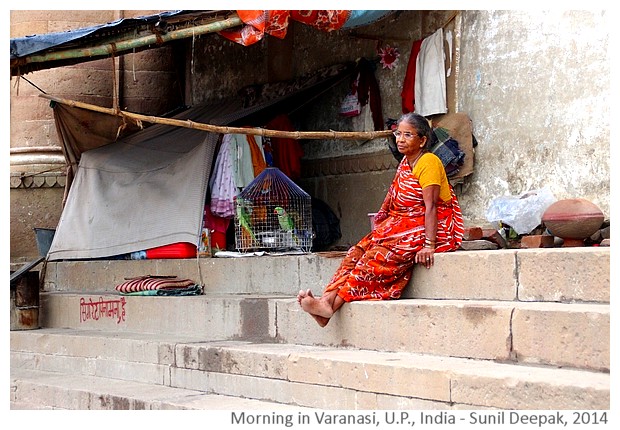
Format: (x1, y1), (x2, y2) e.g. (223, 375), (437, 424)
(115, 275), (199, 295)
(120, 284), (203, 296)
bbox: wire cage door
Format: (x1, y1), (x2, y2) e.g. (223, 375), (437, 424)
(234, 167), (313, 253)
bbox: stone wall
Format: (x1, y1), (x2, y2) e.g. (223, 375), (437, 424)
(9, 10), (180, 258)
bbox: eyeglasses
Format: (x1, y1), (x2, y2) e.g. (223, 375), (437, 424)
(393, 131), (417, 140)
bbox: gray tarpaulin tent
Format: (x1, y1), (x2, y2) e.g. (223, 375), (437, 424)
(48, 101), (232, 261)
(46, 63), (356, 261)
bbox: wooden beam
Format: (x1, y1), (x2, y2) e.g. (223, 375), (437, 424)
(40, 94), (392, 141)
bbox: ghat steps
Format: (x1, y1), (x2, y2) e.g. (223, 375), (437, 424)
(10, 247), (610, 410)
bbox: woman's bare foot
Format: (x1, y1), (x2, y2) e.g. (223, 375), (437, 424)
(300, 295), (334, 319)
(296, 290), (329, 326)
(296, 289), (312, 305)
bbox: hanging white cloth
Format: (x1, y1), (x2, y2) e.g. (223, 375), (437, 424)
(414, 28), (447, 117)
(210, 134), (237, 218)
(230, 133), (257, 190)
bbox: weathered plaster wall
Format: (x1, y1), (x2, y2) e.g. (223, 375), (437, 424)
(190, 35), (269, 104)
(456, 10), (610, 222)
(297, 10), (611, 243)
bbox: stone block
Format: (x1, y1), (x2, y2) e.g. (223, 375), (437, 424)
(408, 249), (517, 300)
(511, 302), (609, 371)
(520, 234), (555, 248)
(463, 226), (483, 240)
(459, 239), (499, 250)
(39, 292), (249, 338)
(451, 363), (609, 409)
(288, 350), (452, 402)
(517, 248), (609, 302)
(94, 358), (167, 385)
(482, 229), (507, 248)
(386, 300), (514, 360)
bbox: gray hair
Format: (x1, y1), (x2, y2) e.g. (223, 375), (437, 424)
(396, 113), (433, 150)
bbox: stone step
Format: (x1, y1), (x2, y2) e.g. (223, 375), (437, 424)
(10, 367), (309, 410)
(276, 298), (610, 372)
(10, 329), (609, 410)
(37, 292), (610, 371)
(41, 247), (610, 303)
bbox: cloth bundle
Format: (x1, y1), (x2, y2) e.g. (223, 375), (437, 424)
(115, 275), (201, 296)
(431, 127), (466, 177)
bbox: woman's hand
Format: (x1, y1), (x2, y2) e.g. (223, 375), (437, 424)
(415, 247), (435, 268)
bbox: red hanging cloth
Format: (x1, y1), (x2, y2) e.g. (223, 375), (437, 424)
(220, 10), (350, 46)
(401, 38), (423, 114)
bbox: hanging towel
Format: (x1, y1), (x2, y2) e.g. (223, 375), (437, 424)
(414, 28), (447, 117)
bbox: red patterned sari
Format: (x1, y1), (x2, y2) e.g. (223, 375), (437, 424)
(324, 156), (464, 302)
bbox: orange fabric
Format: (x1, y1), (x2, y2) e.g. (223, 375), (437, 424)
(246, 134), (267, 177)
(324, 156), (464, 302)
(220, 10), (349, 46)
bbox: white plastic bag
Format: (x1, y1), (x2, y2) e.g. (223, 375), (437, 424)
(485, 186), (556, 235)
(339, 92), (361, 117)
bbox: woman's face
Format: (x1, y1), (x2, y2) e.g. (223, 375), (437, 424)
(394, 122), (426, 156)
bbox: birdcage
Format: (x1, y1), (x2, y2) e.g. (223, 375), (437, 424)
(234, 167), (312, 253)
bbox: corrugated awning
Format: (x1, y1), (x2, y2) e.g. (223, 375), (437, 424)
(10, 10), (394, 77)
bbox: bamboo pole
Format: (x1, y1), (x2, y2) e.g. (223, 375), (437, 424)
(19, 15), (244, 66)
(40, 94), (392, 141)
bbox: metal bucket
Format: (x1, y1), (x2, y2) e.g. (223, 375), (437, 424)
(33, 227), (55, 256)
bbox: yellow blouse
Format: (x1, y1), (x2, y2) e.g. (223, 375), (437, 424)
(412, 152), (452, 203)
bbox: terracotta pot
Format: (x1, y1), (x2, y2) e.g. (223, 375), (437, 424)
(542, 198), (604, 246)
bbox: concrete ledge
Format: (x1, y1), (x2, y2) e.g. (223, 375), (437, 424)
(42, 247), (610, 303)
(39, 292), (282, 339)
(43, 255), (342, 296)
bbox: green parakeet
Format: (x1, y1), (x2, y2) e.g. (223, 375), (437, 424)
(274, 206), (299, 244)
(236, 199), (256, 243)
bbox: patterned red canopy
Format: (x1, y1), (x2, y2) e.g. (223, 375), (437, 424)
(219, 10), (351, 46)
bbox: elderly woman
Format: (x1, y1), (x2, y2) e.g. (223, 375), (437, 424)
(298, 112), (464, 327)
